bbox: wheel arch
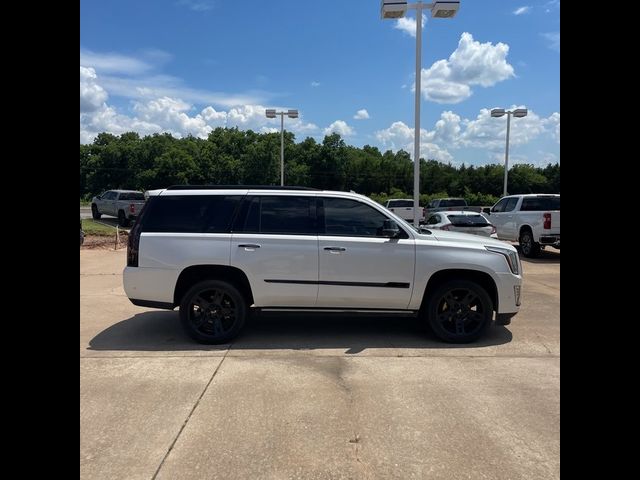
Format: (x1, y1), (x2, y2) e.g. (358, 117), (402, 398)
(174, 265), (254, 307)
(420, 268), (498, 312)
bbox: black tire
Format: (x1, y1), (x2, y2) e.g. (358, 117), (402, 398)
(519, 229), (540, 258)
(118, 210), (130, 227)
(426, 280), (493, 343)
(91, 204), (101, 219)
(179, 280), (247, 344)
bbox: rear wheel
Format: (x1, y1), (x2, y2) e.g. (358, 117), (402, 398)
(179, 280), (247, 344)
(426, 280), (493, 343)
(91, 204), (101, 219)
(519, 229), (540, 258)
(118, 210), (130, 227)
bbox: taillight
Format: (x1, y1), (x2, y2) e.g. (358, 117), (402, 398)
(129, 203), (135, 214)
(127, 223), (140, 267)
(543, 213), (552, 229)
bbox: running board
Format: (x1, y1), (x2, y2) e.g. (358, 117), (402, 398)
(255, 307), (419, 317)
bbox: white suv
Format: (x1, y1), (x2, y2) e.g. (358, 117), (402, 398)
(124, 186), (522, 344)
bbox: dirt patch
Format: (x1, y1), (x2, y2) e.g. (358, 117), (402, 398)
(81, 233), (129, 250)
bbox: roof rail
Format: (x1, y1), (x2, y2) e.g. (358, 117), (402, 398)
(165, 185), (319, 191)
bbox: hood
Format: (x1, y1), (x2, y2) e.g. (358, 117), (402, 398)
(416, 228), (516, 250)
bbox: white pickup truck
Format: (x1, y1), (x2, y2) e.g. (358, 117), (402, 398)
(424, 198), (482, 217)
(91, 190), (146, 227)
(383, 199), (424, 223)
(484, 194), (560, 258)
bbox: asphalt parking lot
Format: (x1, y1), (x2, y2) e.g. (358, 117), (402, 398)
(80, 248), (560, 480)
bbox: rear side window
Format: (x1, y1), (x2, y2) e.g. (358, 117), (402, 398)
(142, 195), (242, 233)
(388, 200), (413, 208)
(236, 196), (316, 235)
(521, 197), (560, 211)
(440, 199), (466, 207)
(119, 192), (145, 201)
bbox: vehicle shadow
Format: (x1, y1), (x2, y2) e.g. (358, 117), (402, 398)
(87, 311), (512, 353)
(517, 247), (560, 264)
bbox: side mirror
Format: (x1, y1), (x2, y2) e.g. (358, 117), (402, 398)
(482, 207), (491, 214)
(382, 219), (400, 238)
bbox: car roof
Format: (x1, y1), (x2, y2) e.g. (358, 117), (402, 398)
(502, 193), (560, 198)
(109, 189), (144, 193)
(148, 187), (374, 203)
(441, 211), (484, 216)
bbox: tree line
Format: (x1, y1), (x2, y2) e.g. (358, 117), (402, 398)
(80, 129), (560, 206)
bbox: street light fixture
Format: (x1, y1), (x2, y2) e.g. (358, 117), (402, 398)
(490, 107), (528, 196)
(380, 1), (460, 225)
(265, 108), (299, 186)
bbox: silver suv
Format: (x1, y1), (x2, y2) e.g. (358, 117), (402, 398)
(124, 186), (522, 344)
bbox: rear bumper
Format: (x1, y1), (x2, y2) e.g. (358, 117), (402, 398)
(539, 235), (560, 247)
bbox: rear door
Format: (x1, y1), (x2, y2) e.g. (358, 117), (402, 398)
(316, 197), (415, 309)
(230, 195), (319, 307)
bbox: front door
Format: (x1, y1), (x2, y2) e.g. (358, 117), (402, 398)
(316, 197), (415, 309)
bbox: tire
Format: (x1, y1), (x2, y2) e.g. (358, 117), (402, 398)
(519, 229), (540, 258)
(179, 280), (247, 344)
(118, 210), (130, 227)
(426, 280), (493, 343)
(91, 204), (101, 220)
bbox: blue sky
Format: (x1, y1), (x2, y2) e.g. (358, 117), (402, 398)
(80, 0), (560, 166)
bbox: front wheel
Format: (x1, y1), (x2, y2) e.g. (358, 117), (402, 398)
(179, 280), (247, 344)
(426, 280), (493, 343)
(91, 204), (101, 219)
(519, 230), (540, 258)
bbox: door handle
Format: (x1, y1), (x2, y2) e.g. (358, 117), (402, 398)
(323, 246), (346, 252)
(238, 244), (261, 249)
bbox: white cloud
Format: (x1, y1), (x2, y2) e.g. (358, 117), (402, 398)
(393, 14), (426, 38)
(324, 120), (354, 137)
(80, 49), (159, 75)
(541, 32), (560, 52)
(544, 0), (560, 13)
(353, 109), (370, 120)
(177, 0), (215, 12)
(80, 67), (108, 112)
(80, 68), (320, 143)
(513, 6), (531, 15)
(416, 32), (515, 104)
(310, 81), (321, 87)
(81, 48), (270, 108)
(375, 108), (560, 162)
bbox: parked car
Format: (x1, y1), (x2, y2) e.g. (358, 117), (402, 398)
(425, 211), (497, 238)
(91, 190), (146, 227)
(383, 198), (424, 223)
(424, 198), (483, 217)
(484, 194), (560, 258)
(123, 186), (522, 345)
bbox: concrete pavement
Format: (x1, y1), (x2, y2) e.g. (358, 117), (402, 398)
(80, 248), (560, 479)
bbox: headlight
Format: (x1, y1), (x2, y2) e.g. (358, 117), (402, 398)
(485, 246), (520, 275)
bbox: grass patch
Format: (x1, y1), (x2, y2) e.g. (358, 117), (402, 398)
(80, 200), (91, 206)
(81, 219), (117, 236)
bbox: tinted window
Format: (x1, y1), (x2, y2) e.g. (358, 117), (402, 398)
(388, 200), (413, 208)
(142, 195), (241, 233)
(504, 197), (519, 212)
(119, 192), (145, 201)
(322, 198), (391, 237)
(440, 199), (467, 207)
(236, 196), (315, 235)
(492, 198), (508, 212)
(426, 215), (440, 225)
(102, 191), (116, 200)
(521, 197), (560, 211)
(446, 214), (491, 226)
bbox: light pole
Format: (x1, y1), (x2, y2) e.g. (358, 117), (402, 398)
(490, 108), (528, 196)
(265, 109), (299, 186)
(380, 1), (460, 225)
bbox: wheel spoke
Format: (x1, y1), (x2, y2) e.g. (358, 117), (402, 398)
(194, 295), (211, 310)
(212, 317), (224, 335)
(467, 311), (484, 324)
(444, 292), (457, 307)
(211, 290), (224, 305)
(455, 317), (466, 335)
(460, 291), (478, 308)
